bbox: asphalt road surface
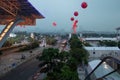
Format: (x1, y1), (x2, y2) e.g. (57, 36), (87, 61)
(0, 58), (40, 80)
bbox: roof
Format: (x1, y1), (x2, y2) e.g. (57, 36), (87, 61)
(0, 0), (44, 25)
(83, 37), (117, 41)
(88, 60), (120, 79)
(85, 47), (120, 50)
(89, 60), (101, 70)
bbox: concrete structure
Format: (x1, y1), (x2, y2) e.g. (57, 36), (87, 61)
(85, 47), (120, 58)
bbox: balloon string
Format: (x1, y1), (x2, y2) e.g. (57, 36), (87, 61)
(72, 20), (78, 34)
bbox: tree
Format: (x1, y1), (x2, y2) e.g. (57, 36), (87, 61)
(37, 34), (88, 80)
(59, 65), (79, 80)
(83, 42), (92, 46)
(44, 65), (79, 80)
(37, 48), (59, 73)
(69, 34), (89, 65)
(69, 34), (83, 49)
(37, 48), (72, 73)
(70, 48), (89, 65)
(37, 48), (80, 80)
(67, 57), (78, 71)
(58, 51), (70, 62)
(69, 38), (83, 49)
(46, 37), (57, 45)
(39, 48), (59, 62)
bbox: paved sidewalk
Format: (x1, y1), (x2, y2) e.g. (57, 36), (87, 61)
(77, 66), (85, 80)
(0, 47), (44, 77)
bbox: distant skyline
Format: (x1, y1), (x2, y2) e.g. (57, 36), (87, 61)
(1, 0), (120, 33)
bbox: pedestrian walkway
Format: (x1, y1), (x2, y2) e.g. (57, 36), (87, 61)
(0, 47), (43, 77)
(77, 66), (85, 80)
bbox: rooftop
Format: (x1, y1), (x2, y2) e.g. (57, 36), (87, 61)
(85, 47), (120, 50)
(83, 37), (117, 41)
(88, 60), (120, 80)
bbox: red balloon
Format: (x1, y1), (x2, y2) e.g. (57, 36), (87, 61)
(52, 22), (57, 26)
(71, 17), (74, 21)
(75, 20), (78, 23)
(74, 11), (79, 16)
(81, 2), (88, 9)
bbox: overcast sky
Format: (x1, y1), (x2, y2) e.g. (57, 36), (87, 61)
(11, 0), (120, 33)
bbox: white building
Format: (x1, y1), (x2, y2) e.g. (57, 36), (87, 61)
(83, 37), (117, 41)
(30, 33), (35, 39)
(82, 37), (117, 46)
(85, 47), (120, 58)
(9, 33), (16, 37)
(40, 38), (46, 47)
(69, 33), (71, 39)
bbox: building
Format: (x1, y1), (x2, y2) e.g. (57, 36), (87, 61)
(85, 47), (120, 58)
(9, 33), (16, 38)
(69, 33), (72, 39)
(40, 38), (46, 47)
(82, 37), (117, 46)
(30, 33), (35, 39)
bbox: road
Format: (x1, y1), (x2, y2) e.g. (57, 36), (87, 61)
(0, 58), (40, 80)
(0, 43), (62, 80)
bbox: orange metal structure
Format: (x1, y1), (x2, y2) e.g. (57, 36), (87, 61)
(0, 0), (44, 26)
